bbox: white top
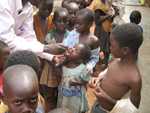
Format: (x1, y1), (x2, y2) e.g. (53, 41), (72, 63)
(0, 0), (53, 61)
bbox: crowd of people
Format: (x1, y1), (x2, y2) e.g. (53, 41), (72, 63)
(0, 0), (143, 113)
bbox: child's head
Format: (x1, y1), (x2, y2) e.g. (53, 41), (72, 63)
(53, 7), (68, 32)
(79, 0), (93, 9)
(4, 50), (41, 77)
(130, 10), (142, 25)
(49, 108), (72, 113)
(110, 23), (143, 60)
(3, 65), (39, 113)
(66, 43), (91, 63)
(75, 8), (94, 34)
(0, 41), (10, 70)
(85, 36), (100, 50)
(66, 2), (79, 30)
(38, 0), (54, 19)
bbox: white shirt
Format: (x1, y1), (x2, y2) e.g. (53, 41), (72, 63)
(0, 0), (53, 61)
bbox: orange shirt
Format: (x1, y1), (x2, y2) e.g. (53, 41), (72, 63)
(87, 0), (110, 12)
(34, 14), (54, 43)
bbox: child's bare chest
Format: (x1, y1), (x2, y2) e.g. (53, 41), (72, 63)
(100, 65), (130, 100)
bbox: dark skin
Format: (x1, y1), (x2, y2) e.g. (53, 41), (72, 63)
(65, 44), (90, 86)
(90, 34), (142, 110)
(0, 47), (10, 71)
(36, 0), (53, 37)
(66, 2), (79, 31)
(75, 14), (99, 49)
(3, 65), (39, 113)
(53, 9), (68, 43)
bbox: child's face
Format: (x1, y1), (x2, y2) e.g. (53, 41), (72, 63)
(0, 47), (10, 69)
(67, 3), (79, 24)
(66, 46), (81, 61)
(54, 11), (68, 32)
(3, 83), (39, 113)
(38, 0), (53, 18)
(75, 15), (90, 33)
(110, 34), (123, 58)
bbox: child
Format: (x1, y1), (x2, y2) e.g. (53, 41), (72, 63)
(39, 7), (68, 111)
(57, 43), (91, 113)
(90, 23), (143, 113)
(4, 50), (41, 77)
(66, 2), (79, 31)
(34, 0), (54, 43)
(62, 0), (91, 9)
(49, 108), (72, 113)
(0, 41), (10, 113)
(63, 8), (100, 73)
(45, 7), (69, 44)
(2, 65), (39, 113)
(4, 50), (46, 113)
(130, 10), (143, 33)
(0, 41), (10, 96)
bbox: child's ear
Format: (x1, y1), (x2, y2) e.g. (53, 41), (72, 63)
(122, 47), (130, 56)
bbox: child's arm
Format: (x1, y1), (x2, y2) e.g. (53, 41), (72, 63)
(86, 47), (100, 72)
(129, 75), (142, 108)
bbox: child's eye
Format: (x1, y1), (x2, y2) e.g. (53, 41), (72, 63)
(30, 97), (38, 104)
(14, 100), (22, 106)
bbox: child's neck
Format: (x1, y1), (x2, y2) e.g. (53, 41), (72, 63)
(120, 54), (137, 65)
(80, 30), (90, 37)
(65, 60), (82, 68)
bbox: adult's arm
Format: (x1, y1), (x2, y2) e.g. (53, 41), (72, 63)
(0, 3), (54, 61)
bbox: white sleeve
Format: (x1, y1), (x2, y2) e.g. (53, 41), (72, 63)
(0, 6), (54, 61)
(0, 5), (44, 52)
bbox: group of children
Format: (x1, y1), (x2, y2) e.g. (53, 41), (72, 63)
(0, 0), (144, 113)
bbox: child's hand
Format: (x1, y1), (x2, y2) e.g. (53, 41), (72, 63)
(99, 51), (105, 60)
(53, 55), (66, 66)
(94, 86), (116, 104)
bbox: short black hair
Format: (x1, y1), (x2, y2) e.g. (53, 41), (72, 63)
(130, 10), (142, 24)
(76, 8), (94, 25)
(111, 23), (143, 59)
(53, 7), (68, 23)
(0, 40), (8, 50)
(4, 50), (40, 75)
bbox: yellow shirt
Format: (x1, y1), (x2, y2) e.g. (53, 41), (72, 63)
(0, 100), (8, 113)
(88, 0), (110, 12)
